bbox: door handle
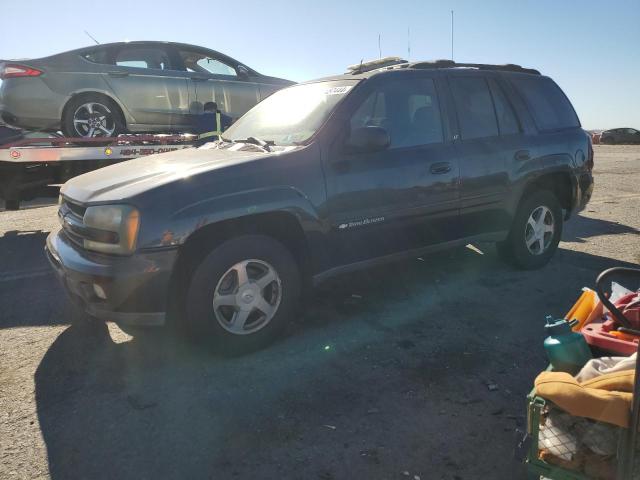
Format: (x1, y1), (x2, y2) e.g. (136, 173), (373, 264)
(514, 150), (531, 161)
(191, 76), (208, 82)
(107, 71), (129, 77)
(430, 162), (451, 175)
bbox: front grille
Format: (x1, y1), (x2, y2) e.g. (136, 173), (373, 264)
(59, 198), (86, 247)
(66, 201), (86, 219)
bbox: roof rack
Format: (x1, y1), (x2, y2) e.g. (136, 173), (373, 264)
(404, 59), (540, 75)
(346, 56), (408, 74)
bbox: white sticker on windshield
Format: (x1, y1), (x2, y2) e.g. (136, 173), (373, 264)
(323, 86), (352, 95)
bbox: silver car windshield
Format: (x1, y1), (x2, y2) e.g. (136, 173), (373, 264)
(223, 80), (359, 146)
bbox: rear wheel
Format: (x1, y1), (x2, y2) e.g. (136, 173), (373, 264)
(601, 136), (615, 145)
(497, 190), (563, 269)
(62, 95), (124, 138)
(185, 235), (300, 354)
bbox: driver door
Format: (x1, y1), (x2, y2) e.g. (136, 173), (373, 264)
(175, 48), (260, 119)
(324, 75), (460, 267)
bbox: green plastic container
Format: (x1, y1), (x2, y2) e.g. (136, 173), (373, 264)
(543, 316), (592, 374)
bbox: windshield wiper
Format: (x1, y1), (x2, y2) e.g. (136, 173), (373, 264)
(234, 136), (274, 151)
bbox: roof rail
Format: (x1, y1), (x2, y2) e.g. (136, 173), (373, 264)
(405, 60), (540, 75)
(347, 56), (408, 74)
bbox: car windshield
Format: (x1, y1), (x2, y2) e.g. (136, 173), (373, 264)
(222, 80), (358, 146)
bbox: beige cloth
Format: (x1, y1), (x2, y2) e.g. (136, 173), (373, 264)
(575, 353), (637, 383)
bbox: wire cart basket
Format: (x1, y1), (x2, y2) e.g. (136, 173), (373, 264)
(521, 268), (640, 479)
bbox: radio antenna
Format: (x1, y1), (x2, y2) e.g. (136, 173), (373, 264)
(450, 10), (454, 60)
(378, 34), (382, 59)
(84, 30), (100, 45)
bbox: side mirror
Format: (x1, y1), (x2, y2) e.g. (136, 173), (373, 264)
(345, 126), (390, 153)
(237, 65), (250, 79)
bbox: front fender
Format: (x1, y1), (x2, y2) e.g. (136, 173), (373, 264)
(140, 186), (323, 249)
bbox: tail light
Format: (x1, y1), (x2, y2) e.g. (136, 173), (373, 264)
(0, 64), (43, 79)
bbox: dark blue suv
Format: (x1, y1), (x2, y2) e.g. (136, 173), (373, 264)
(47, 58), (594, 352)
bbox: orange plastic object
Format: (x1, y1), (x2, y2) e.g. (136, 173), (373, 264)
(565, 289), (599, 331)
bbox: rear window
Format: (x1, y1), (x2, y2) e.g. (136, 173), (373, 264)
(488, 78), (520, 135)
(115, 47), (171, 70)
(450, 77), (498, 140)
(510, 76), (580, 131)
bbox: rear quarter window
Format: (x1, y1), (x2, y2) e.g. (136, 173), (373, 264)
(81, 48), (112, 65)
(510, 76), (580, 131)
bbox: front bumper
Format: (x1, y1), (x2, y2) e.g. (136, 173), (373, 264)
(46, 228), (178, 327)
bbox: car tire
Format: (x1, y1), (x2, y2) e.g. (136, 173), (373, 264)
(62, 95), (124, 138)
(185, 234), (301, 354)
(497, 190), (563, 270)
(601, 136), (614, 145)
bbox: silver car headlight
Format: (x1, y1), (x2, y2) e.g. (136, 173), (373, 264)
(82, 205), (140, 255)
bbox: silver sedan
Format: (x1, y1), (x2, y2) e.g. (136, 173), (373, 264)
(0, 41), (293, 137)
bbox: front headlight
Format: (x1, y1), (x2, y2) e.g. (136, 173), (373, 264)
(82, 205), (140, 255)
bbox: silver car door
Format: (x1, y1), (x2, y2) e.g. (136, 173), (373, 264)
(102, 45), (191, 129)
(197, 75), (261, 120)
(176, 48), (260, 120)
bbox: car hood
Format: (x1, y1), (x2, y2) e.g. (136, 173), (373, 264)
(61, 145), (294, 204)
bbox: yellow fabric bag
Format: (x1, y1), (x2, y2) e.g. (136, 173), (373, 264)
(534, 370), (633, 428)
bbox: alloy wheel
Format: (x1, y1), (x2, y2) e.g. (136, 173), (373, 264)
(72, 102), (116, 137)
(524, 205), (555, 255)
(212, 259), (282, 335)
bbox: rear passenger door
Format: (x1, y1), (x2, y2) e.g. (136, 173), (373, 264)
(449, 74), (534, 237)
(325, 75), (460, 266)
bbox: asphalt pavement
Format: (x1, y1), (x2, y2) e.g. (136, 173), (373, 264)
(1, 145), (639, 479)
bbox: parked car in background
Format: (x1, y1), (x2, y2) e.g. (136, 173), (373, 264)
(0, 41), (293, 138)
(47, 59), (594, 352)
(600, 128), (640, 144)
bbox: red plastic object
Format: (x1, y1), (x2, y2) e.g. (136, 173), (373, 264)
(581, 268), (640, 355)
(582, 292), (640, 355)
(582, 319), (640, 356)
(613, 292), (640, 327)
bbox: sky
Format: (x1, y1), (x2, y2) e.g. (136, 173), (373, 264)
(1, 0), (639, 130)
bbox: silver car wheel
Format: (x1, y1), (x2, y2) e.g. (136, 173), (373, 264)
(525, 205), (555, 255)
(212, 259), (282, 335)
(72, 102), (116, 137)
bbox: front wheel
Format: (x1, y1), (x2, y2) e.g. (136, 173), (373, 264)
(185, 235), (301, 354)
(497, 190), (563, 270)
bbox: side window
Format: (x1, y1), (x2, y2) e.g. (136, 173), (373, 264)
(350, 91), (386, 129)
(115, 47), (171, 70)
(81, 48), (112, 65)
(510, 76), (580, 131)
(488, 79), (520, 135)
(450, 77), (499, 140)
(179, 50), (237, 76)
(349, 77), (443, 148)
